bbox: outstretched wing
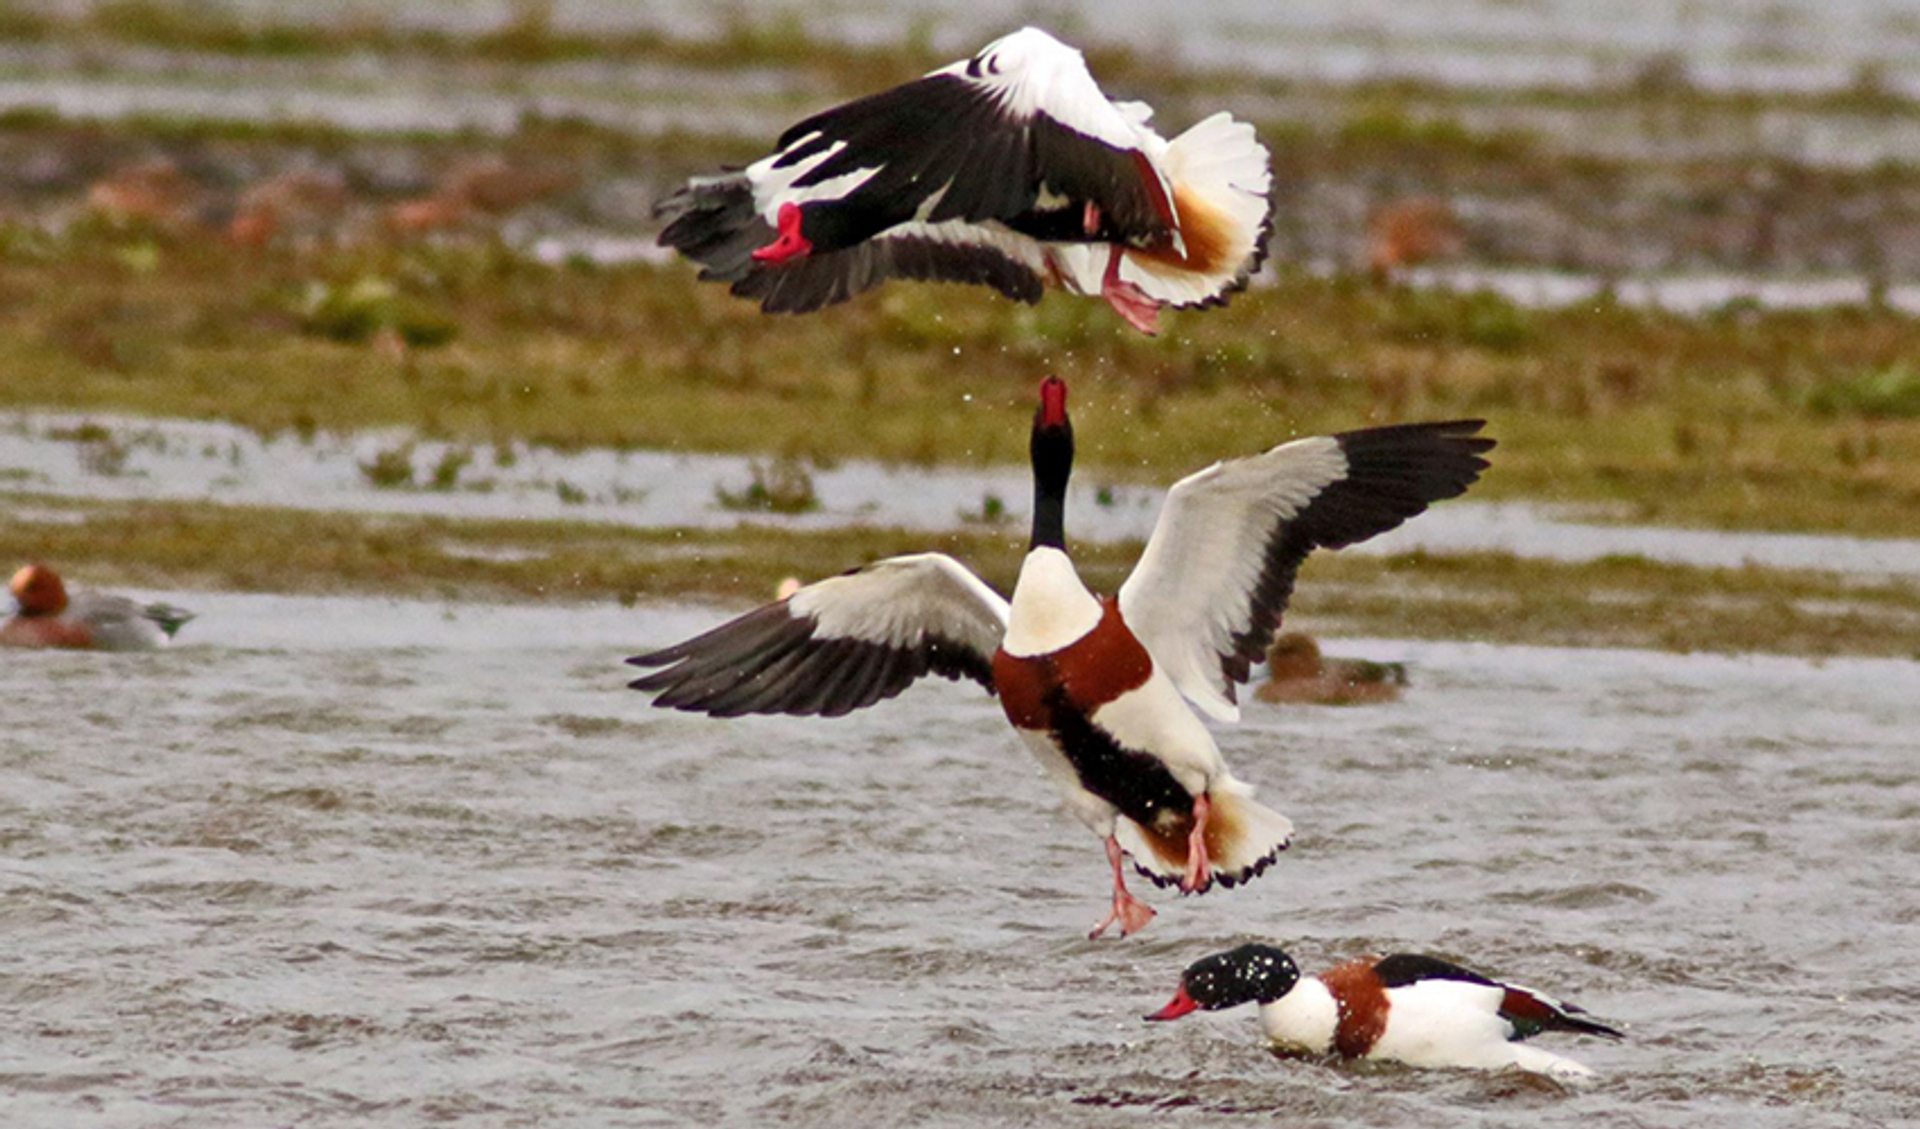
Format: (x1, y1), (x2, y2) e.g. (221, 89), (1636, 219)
(1374, 954), (1624, 1042)
(1117, 420), (1493, 722)
(627, 553), (1009, 719)
(744, 27), (1173, 252)
(728, 221), (1050, 313)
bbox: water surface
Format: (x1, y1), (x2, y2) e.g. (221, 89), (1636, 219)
(3, 592), (1916, 1125)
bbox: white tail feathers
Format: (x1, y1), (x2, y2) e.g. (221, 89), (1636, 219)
(1114, 780), (1292, 890)
(1121, 112), (1273, 307)
(1204, 784), (1294, 884)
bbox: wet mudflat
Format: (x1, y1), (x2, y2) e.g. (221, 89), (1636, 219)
(3, 593), (1915, 1126)
(11, 411), (1920, 580)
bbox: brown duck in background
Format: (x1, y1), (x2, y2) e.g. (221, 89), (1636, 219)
(3, 564), (195, 651)
(1366, 197), (1462, 284)
(85, 157), (213, 232)
(227, 169), (350, 247)
(386, 156), (575, 235)
(1254, 633), (1407, 706)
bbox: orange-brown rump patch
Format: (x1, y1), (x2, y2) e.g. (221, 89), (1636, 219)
(1136, 186), (1238, 276)
(1121, 791), (1244, 879)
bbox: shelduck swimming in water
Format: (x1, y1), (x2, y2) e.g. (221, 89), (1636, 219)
(1147, 943), (1623, 1080)
(627, 379), (1491, 936)
(654, 26), (1272, 334)
(2, 564), (195, 651)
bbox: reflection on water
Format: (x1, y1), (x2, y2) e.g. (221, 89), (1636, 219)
(2, 592), (1917, 1125)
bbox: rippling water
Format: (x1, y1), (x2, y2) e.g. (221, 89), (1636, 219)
(4, 592), (1916, 1126)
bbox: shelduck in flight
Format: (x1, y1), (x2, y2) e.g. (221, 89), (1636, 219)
(655, 27), (1273, 334)
(627, 380), (1491, 936)
(1147, 943), (1623, 1079)
(2, 564), (195, 651)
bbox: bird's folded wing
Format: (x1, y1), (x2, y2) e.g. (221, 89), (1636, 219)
(627, 553), (1009, 718)
(1118, 420), (1492, 722)
(1375, 954), (1624, 1041)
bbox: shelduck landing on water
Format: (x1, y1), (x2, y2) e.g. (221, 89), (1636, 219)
(627, 380), (1492, 936)
(654, 27), (1273, 334)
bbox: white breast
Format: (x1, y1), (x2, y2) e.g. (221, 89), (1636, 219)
(1260, 977), (1338, 1054)
(1001, 547), (1102, 657)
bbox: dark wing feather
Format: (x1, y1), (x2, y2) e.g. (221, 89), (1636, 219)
(1374, 953), (1502, 990)
(1221, 420), (1495, 680)
(627, 553), (1008, 719)
(1119, 419), (1493, 721)
(654, 171), (770, 282)
(1496, 985), (1626, 1042)
(733, 233), (1045, 314)
(768, 73), (1165, 252)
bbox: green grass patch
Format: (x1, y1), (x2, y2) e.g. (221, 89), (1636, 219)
(3, 229), (1920, 539)
(1806, 363), (1920, 419)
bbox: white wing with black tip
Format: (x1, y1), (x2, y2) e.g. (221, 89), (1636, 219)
(1117, 420), (1493, 723)
(627, 553), (1010, 719)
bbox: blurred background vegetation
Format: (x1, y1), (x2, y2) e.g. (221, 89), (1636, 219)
(2, 0), (1918, 652)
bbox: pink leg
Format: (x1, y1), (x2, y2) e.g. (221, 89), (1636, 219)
(1180, 793), (1214, 894)
(1099, 245), (1161, 335)
(1082, 200), (1102, 236)
(1088, 835), (1157, 939)
(751, 202), (814, 264)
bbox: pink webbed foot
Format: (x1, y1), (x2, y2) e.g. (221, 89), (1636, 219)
(1088, 834), (1157, 939)
(751, 201), (813, 264)
(1180, 792), (1214, 895)
(1099, 245), (1160, 335)
(1089, 890), (1157, 939)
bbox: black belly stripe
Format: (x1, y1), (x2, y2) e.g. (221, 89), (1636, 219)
(1048, 693), (1192, 829)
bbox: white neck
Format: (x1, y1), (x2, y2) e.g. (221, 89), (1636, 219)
(1260, 977), (1338, 1055)
(1001, 547), (1102, 657)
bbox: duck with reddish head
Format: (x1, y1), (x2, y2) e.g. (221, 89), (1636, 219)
(628, 379), (1492, 937)
(3, 564), (194, 651)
